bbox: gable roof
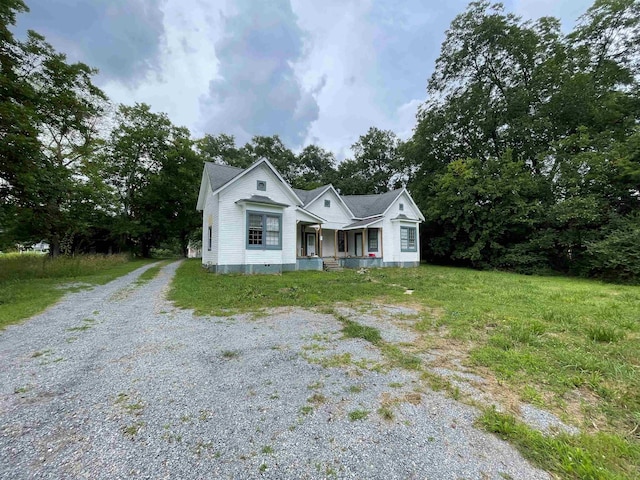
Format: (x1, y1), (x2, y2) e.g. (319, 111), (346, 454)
(341, 189), (403, 219)
(292, 185), (331, 206)
(203, 159), (303, 207)
(205, 163), (245, 192)
(197, 161), (424, 222)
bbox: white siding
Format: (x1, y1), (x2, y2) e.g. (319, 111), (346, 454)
(305, 189), (352, 230)
(201, 181), (218, 266)
(216, 164), (298, 267)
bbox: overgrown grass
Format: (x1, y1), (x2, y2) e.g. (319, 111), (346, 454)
(170, 259), (640, 478)
(0, 253), (154, 329)
(479, 408), (640, 480)
(168, 259), (406, 316)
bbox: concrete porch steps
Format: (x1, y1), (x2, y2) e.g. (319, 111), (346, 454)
(323, 259), (343, 272)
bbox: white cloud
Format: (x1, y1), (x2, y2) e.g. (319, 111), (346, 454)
(100, 0), (222, 133)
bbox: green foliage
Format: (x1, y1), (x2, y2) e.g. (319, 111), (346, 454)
(584, 214), (640, 282)
(348, 409), (369, 421)
(479, 408), (640, 479)
(334, 127), (407, 194)
(0, 254), (151, 328)
(408, 0), (640, 282)
(425, 153), (545, 269)
(105, 104), (202, 257)
(340, 318), (382, 344)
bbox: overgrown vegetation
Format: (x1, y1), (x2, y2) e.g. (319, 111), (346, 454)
(170, 261), (640, 478)
(479, 408), (640, 480)
(3, 0), (639, 281)
(0, 253), (152, 328)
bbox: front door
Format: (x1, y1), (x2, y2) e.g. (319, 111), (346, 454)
(355, 233), (363, 256)
(306, 233), (316, 256)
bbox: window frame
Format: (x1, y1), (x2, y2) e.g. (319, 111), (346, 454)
(368, 229), (378, 252)
(337, 230), (345, 253)
(207, 225), (212, 251)
(256, 180), (267, 191)
(324, 199), (331, 208)
(246, 210), (282, 250)
(399, 203), (404, 211)
(400, 226), (417, 252)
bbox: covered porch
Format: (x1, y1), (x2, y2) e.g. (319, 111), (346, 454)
(296, 216), (384, 270)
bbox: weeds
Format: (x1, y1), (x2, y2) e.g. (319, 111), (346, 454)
(348, 409), (369, 421)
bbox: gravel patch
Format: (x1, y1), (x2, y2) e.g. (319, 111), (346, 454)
(335, 306), (419, 344)
(520, 404), (579, 435)
(0, 261), (550, 479)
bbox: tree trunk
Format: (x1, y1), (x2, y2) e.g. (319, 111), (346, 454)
(49, 235), (61, 258)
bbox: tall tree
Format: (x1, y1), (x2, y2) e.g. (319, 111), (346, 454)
(105, 103), (201, 257)
(0, 6), (108, 255)
(294, 145), (336, 189)
(334, 127), (406, 195)
(409, 0), (640, 278)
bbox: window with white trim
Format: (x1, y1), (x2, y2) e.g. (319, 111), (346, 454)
(399, 203), (404, 211)
(207, 225), (212, 251)
(324, 199), (330, 207)
(368, 229), (378, 252)
(400, 226), (417, 252)
(257, 180), (266, 191)
(247, 211), (282, 249)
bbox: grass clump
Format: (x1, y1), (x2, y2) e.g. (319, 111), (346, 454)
(479, 408), (640, 480)
(586, 325), (624, 343)
(0, 253), (153, 329)
(348, 409), (369, 421)
(339, 317), (382, 344)
(134, 260), (172, 286)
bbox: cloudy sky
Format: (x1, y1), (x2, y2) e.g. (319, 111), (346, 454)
(15, 0), (593, 158)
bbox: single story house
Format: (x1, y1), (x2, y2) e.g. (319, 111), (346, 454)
(196, 158), (425, 273)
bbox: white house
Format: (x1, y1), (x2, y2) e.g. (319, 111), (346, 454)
(196, 158), (425, 273)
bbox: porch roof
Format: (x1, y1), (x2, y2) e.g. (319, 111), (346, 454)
(296, 207), (325, 224)
(342, 216), (383, 230)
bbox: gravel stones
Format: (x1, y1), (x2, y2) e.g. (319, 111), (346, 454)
(0, 262), (550, 479)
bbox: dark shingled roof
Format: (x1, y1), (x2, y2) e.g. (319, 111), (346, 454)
(343, 216), (383, 230)
(292, 185), (331, 206)
(341, 189), (403, 219)
(235, 195), (289, 207)
(205, 162), (245, 192)
(203, 161), (406, 218)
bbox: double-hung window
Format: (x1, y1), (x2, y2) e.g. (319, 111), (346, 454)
(247, 211), (282, 249)
(368, 229), (378, 252)
(400, 226), (417, 252)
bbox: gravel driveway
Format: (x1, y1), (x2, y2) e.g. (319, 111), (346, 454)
(0, 261), (549, 479)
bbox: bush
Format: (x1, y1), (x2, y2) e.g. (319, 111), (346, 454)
(585, 215), (640, 283)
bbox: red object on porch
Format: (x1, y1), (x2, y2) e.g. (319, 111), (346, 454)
(368, 253), (376, 257)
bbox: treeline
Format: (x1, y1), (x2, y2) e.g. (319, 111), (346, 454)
(410, 0), (640, 282)
(2, 0), (639, 282)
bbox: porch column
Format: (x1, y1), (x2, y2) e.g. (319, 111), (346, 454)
(361, 229), (365, 257)
(334, 230), (338, 259)
(318, 225), (323, 257)
(380, 228), (384, 259)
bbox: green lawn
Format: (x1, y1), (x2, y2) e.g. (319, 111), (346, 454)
(0, 253), (155, 329)
(170, 259), (640, 479)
